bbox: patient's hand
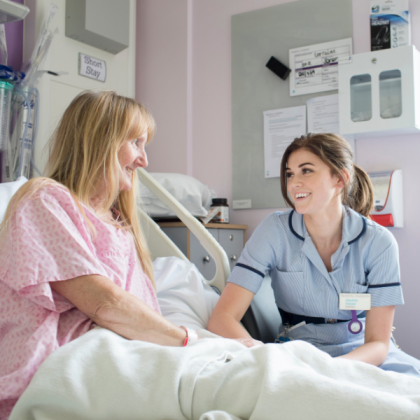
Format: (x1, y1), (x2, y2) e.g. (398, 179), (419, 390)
(233, 337), (264, 348)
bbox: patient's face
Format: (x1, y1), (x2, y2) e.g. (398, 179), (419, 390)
(286, 148), (342, 216)
(118, 132), (148, 191)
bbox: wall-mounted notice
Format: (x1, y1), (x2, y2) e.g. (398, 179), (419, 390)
(263, 106), (306, 179)
(289, 38), (352, 97)
(307, 94), (339, 134)
(306, 93), (356, 160)
(79, 53), (106, 82)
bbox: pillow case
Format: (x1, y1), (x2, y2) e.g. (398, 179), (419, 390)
(154, 256), (219, 331)
(0, 176), (28, 223)
(139, 173), (216, 217)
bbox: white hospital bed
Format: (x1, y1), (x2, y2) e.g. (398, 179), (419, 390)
(6, 173), (420, 420)
(137, 169), (281, 343)
(137, 169), (230, 293)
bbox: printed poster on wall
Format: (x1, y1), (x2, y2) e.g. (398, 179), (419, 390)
(263, 106), (306, 179)
(306, 93), (355, 159)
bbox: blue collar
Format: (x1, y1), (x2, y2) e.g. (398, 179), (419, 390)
(288, 206), (366, 245)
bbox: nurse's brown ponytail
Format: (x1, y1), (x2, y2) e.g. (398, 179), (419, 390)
(345, 164), (374, 218)
(280, 133), (374, 218)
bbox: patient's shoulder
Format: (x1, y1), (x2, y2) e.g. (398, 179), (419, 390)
(15, 178), (82, 219)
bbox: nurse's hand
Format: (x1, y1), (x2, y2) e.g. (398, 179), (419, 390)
(233, 337), (264, 348)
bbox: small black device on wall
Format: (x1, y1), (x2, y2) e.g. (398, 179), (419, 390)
(265, 56), (291, 81)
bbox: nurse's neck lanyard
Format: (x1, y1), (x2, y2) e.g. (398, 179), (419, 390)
(348, 310), (363, 334)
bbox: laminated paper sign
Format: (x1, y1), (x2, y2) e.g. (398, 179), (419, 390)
(79, 53), (106, 82)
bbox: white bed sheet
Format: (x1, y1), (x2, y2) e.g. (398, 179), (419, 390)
(10, 324), (420, 420)
(155, 257), (219, 331)
(9, 257), (420, 420)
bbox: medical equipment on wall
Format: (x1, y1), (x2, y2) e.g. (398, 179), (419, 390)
(65, 0), (130, 54)
(369, 169), (403, 228)
(0, 3), (57, 183)
(9, 86), (40, 181)
(0, 80), (12, 181)
(338, 45), (420, 139)
(0, 0), (29, 23)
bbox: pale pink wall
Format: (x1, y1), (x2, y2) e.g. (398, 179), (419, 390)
(135, 0), (188, 174)
(191, 0), (297, 231)
(137, 0), (420, 358)
(5, 0), (24, 71)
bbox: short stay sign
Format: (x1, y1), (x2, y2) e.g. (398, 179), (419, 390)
(78, 53), (106, 82)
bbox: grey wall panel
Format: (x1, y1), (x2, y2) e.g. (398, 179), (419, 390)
(231, 0), (352, 209)
(66, 0), (130, 54)
(86, 0), (130, 46)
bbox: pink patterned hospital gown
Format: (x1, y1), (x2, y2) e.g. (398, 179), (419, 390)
(0, 182), (160, 419)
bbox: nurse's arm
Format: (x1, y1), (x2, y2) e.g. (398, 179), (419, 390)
(208, 283), (261, 345)
(337, 305), (395, 366)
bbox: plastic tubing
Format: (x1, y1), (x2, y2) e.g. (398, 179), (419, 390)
(30, 87), (41, 176)
(12, 86), (31, 178)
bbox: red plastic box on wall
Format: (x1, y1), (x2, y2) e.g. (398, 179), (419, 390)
(369, 170), (403, 228)
(370, 213), (394, 227)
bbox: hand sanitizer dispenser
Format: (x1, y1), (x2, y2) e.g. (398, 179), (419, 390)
(369, 170), (403, 228)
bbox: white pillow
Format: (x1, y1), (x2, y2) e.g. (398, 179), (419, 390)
(139, 173), (216, 217)
(0, 176), (28, 224)
(154, 256), (220, 331)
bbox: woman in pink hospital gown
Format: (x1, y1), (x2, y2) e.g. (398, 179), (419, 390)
(0, 91), (256, 419)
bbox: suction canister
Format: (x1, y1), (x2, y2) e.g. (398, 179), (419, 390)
(0, 81), (13, 183)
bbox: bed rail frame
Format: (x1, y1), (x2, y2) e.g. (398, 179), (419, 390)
(137, 169), (231, 293)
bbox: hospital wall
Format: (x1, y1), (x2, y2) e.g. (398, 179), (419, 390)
(5, 0), (24, 71)
(137, 0), (420, 358)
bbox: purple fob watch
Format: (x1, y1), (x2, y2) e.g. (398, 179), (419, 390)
(348, 310), (363, 334)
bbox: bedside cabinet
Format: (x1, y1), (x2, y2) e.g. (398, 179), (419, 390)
(157, 222), (248, 280)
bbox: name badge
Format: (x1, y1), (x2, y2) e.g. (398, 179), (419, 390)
(339, 293), (371, 311)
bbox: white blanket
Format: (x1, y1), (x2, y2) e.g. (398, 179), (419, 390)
(10, 327), (420, 420)
(154, 257), (219, 331)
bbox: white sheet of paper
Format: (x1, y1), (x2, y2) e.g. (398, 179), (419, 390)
(306, 93), (356, 161)
(289, 38), (352, 97)
(307, 94), (339, 134)
(263, 106), (306, 179)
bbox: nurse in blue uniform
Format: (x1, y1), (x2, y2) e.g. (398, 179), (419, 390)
(208, 133), (420, 376)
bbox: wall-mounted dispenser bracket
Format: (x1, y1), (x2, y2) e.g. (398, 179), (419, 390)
(369, 169), (403, 228)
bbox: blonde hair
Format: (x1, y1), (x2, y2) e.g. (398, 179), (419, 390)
(0, 90), (157, 286)
(280, 133), (374, 218)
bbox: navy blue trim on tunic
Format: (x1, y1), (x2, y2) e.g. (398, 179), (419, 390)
(288, 210), (367, 244)
(348, 215), (367, 245)
(235, 263), (265, 278)
(289, 211), (305, 241)
(368, 282), (401, 289)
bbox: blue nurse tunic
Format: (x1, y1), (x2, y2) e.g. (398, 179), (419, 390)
(228, 206), (420, 377)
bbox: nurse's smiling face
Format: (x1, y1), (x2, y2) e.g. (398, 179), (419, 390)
(117, 131), (148, 191)
(286, 148), (344, 215)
